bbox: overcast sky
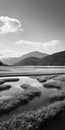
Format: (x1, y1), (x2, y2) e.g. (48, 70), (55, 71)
(0, 0), (65, 57)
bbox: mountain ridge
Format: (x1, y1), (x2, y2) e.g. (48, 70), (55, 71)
(1, 50), (65, 66)
(14, 50), (65, 66)
(39, 50), (65, 66)
(2, 51), (48, 65)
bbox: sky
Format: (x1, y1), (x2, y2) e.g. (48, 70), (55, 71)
(0, 0), (65, 58)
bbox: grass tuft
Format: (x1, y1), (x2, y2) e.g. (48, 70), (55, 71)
(37, 75), (56, 83)
(0, 84), (12, 91)
(0, 78), (19, 85)
(0, 100), (65, 130)
(44, 79), (64, 89)
(0, 84), (41, 115)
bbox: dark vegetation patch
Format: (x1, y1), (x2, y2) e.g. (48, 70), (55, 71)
(53, 75), (65, 82)
(22, 84), (41, 99)
(0, 84), (12, 91)
(0, 101), (65, 130)
(36, 75), (57, 83)
(43, 79), (64, 89)
(21, 84), (41, 98)
(46, 91), (65, 104)
(39, 50), (65, 66)
(21, 84), (30, 89)
(0, 78), (19, 85)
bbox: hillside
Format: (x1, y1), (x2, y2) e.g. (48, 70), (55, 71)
(39, 50), (65, 66)
(0, 61), (5, 66)
(0, 54), (5, 66)
(15, 57), (39, 66)
(15, 50), (65, 66)
(2, 51), (48, 65)
(2, 50), (65, 66)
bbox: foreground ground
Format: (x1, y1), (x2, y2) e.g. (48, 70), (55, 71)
(0, 67), (65, 129)
(1, 100), (65, 130)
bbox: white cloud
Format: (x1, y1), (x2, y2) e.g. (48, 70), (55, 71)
(15, 39), (60, 54)
(15, 39), (60, 48)
(2, 50), (14, 53)
(0, 40), (60, 58)
(1, 50), (15, 58)
(1, 50), (24, 58)
(0, 16), (23, 34)
(43, 40), (60, 49)
(15, 40), (42, 47)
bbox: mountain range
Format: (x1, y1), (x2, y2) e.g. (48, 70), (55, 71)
(0, 50), (65, 66)
(39, 50), (65, 66)
(14, 50), (65, 66)
(2, 51), (48, 65)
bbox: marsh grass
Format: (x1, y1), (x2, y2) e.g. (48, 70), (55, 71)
(43, 79), (64, 89)
(46, 91), (65, 104)
(0, 100), (65, 130)
(0, 78), (19, 85)
(0, 84), (41, 115)
(53, 75), (65, 82)
(0, 94), (29, 115)
(21, 84), (30, 89)
(37, 75), (56, 83)
(0, 75), (65, 129)
(0, 84), (12, 91)
(21, 84), (41, 98)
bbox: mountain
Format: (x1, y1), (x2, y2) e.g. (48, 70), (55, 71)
(15, 50), (65, 66)
(39, 50), (65, 66)
(0, 61), (5, 66)
(2, 51), (48, 65)
(2, 57), (20, 65)
(15, 57), (39, 66)
(0, 54), (5, 66)
(2, 50), (65, 66)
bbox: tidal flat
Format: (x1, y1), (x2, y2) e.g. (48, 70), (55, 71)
(0, 66), (65, 130)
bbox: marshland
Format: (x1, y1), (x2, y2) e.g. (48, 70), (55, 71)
(0, 66), (65, 130)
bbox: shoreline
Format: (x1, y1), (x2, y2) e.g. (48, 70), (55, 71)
(0, 72), (65, 77)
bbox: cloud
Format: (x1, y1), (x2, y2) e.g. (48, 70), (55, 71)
(0, 16), (23, 34)
(1, 50), (15, 57)
(43, 40), (60, 49)
(1, 50), (14, 55)
(2, 50), (14, 53)
(15, 39), (60, 54)
(15, 39), (60, 48)
(15, 40), (42, 47)
(1, 50), (23, 58)
(0, 40), (60, 57)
